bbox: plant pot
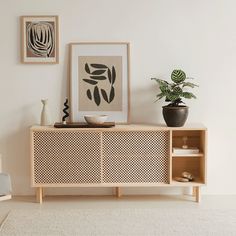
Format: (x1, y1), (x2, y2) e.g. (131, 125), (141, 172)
(162, 106), (188, 127)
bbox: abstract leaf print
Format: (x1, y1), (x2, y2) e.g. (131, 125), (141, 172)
(83, 63), (117, 106)
(27, 22), (54, 57)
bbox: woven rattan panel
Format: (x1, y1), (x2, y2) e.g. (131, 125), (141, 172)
(33, 131), (101, 184)
(102, 131), (169, 184)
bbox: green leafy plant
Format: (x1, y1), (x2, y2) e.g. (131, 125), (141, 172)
(151, 69), (198, 107)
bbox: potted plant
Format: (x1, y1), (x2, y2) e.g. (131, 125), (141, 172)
(151, 69), (198, 127)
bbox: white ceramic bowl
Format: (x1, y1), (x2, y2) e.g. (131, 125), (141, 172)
(84, 115), (108, 125)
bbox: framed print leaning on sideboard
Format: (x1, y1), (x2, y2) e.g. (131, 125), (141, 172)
(69, 42), (130, 124)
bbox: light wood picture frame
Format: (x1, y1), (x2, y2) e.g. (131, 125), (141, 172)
(21, 15), (59, 64)
(69, 42), (130, 123)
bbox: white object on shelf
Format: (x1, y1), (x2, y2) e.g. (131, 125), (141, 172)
(84, 115), (108, 124)
(40, 99), (51, 126)
(172, 147), (199, 155)
(182, 136), (188, 149)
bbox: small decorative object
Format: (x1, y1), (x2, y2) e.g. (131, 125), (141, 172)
(174, 171), (194, 182)
(84, 115), (108, 125)
(182, 171), (194, 181)
(62, 98), (69, 124)
(182, 136), (188, 149)
(69, 42), (130, 123)
(40, 99), (51, 126)
(151, 69), (198, 127)
(21, 16), (59, 64)
(174, 177), (189, 182)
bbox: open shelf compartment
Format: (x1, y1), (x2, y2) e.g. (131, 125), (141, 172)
(172, 156), (205, 184)
(171, 129), (206, 184)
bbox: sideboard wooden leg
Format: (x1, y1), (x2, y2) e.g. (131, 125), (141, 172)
(36, 187), (43, 204)
(195, 187), (201, 203)
(192, 186), (197, 196)
(116, 187), (121, 198)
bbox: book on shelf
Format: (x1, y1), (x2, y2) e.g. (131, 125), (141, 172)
(172, 147), (199, 155)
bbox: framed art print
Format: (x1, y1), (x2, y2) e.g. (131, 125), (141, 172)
(69, 42), (130, 123)
(21, 16), (59, 64)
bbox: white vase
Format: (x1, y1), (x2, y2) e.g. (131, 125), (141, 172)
(40, 99), (51, 126)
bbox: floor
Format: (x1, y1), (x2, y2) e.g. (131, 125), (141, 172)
(1, 194), (236, 224)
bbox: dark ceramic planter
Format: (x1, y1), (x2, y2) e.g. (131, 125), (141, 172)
(162, 106), (188, 127)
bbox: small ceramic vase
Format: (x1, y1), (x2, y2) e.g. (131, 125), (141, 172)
(40, 99), (51, 126)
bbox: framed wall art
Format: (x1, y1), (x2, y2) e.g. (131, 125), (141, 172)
(21, 15), (59, 64)
(69, 42), (130, 123)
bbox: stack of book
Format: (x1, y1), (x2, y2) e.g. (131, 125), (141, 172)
(172, 147), (199, 155)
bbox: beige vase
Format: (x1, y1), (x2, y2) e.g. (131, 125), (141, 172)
(40, 99), (51, 126)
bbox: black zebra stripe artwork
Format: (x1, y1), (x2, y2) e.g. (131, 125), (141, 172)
(26, 21), (55, 58)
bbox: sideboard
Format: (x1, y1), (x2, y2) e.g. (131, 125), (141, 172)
(30, 124), (207, 203)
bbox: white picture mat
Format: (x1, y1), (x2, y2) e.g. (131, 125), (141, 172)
(70, 43), (129, 123)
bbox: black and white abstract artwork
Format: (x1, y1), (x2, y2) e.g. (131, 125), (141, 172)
(27, 22), (55, 58)
(78, 56), (122, 112)
(83, 63), (116, 106)
(21, 16), (58, 63)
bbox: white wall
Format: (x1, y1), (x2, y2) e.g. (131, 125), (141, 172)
(0, 0), (236, 195)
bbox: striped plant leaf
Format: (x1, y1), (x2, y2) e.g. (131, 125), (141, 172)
(155, 93), (165, 101)
(182, 82), (198, 88)
(160, 85), (169, 93)
(182, 92), (196, 99)
(151, 78), (169, 86)
(171, 70), (186, 83)
(166, 92), (180, 101)
(173, 86), (182, 94)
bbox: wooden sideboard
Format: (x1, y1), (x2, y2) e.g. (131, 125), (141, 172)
(30, 124), (207, 203)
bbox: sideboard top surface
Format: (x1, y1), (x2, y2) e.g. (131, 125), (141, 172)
(30, 123), (207, 131)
